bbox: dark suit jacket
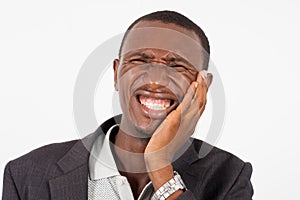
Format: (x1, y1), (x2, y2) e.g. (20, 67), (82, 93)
(2, 116), (253, 200)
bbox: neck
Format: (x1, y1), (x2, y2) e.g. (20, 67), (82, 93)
(112, 128), (150, 173)
(115, 128), (150, 153)
(113, 128), (151, 199)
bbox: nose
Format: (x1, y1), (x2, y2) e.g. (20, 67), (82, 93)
(142, 64), (169, 86)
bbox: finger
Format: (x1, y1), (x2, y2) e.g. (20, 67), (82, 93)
(191, 71), (207, 117)
(193, 86), (207, 108)
(193, 71), (208, 105)
(176, 81), (198, 114)
(199, 70), (208, 86)
(207, 73), (213, 88)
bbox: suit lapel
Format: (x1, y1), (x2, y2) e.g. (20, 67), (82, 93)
(48, 134), (95, 200)
(173, 138), (207, 192)
(49, 164), (88, 200)
(48, 116), (121, 199)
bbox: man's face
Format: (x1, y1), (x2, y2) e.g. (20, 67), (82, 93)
(114, 20), (206, 137)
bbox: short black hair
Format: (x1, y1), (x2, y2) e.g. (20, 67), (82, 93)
(119, 10), (210, 69)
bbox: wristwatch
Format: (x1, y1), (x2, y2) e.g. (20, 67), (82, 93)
(151, 171), (187, 200)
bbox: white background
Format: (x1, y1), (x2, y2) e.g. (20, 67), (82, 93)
(1, 0), (299, 199)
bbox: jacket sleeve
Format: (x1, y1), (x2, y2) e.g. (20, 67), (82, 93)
(177, 162), (253, 200)
(224, 162), (254, 200)
(2, 162), (21, 200)
(176, 190), (197, 200)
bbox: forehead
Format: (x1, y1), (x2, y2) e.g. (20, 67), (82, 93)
(121, 20), (206, 70)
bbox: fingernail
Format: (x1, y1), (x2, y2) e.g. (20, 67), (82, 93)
(114, 82), (119, 91)
(200, 70), (207, 79)
(195, 82), (199, 88)
(200, 70), (208, 86)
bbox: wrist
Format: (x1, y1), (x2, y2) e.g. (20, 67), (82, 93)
(151, 170), (186, 200)
(144, 149), (173, 172)
(147, 164), (174, 190)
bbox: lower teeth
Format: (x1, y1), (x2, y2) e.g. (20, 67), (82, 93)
(147, 105), (165, 110)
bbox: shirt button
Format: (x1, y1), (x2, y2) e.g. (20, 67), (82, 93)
(116, 179), (125, 186)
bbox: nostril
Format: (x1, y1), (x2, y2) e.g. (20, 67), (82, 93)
(148, 84), (163, 90)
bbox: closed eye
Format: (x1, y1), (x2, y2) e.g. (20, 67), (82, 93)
(172, 65), (188, 72)
(129, 58), (147, 64)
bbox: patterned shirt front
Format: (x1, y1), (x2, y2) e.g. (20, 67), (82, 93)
(88, 124), (154, 200)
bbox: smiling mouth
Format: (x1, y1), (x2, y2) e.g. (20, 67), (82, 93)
(138, 95), (174, 111)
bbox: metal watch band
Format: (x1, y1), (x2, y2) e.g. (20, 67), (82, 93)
(151, 171), (186, 200)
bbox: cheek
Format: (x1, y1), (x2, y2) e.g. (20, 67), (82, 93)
(118, 79), (130, 109)
(117, 74), (139, 113)
(183, 71), (198, 83)
(119, 63), (139, 77)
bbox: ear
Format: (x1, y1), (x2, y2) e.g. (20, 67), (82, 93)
(113, 59), (120, 91)
(207, 73), (213, 88)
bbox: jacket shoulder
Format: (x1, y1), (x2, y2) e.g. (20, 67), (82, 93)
(3, 140), (81, 199)
(10, 140), (79, 166)
(187, 139), (253, 199)
(5, 139), (80, 185)
(191, 139), (250, 168)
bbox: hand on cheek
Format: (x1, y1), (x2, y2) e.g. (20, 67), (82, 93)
(144, 70), (210, 169)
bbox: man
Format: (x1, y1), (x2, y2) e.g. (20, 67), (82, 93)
(2, 11), (253, 200)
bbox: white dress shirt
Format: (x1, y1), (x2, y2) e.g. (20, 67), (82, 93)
(88, 124), (154, 200)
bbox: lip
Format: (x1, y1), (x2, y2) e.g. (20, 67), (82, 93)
(133, 87), (179, 119)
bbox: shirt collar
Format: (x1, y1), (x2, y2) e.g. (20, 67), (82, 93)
(89, 124), (120, 180)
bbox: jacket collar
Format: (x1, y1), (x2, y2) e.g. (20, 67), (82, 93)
(89, 124), (120, 180)
(48, 116), (120, 199)
(49, 114), (206, 198)
(56, 115), (122, 174)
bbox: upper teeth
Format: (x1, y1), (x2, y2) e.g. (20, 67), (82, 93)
(139, 96), (171, 111)
(141, 102), (170, 110)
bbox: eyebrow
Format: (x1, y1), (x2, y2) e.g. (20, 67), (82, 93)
(168, 56), (195, 69)
(169, 57), (189, 64)
(125, 51), (195, 68)
(126, 52), (154, 59)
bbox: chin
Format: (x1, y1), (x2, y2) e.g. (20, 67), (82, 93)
(133, 120), (162, 138)
(129, 117), (163, 138)
(119, 112), (163, 139)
